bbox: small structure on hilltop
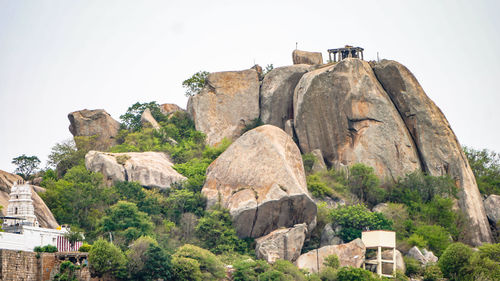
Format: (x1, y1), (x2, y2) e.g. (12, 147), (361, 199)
(327, 45), (364, 62)
(0, 181), (80, 252)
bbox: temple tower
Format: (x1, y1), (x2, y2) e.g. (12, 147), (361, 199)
(5, 181), (38, 227)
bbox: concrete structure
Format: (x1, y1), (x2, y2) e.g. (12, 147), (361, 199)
(327, 45), (364, 62)
(1, 182), (67, 252)
(362, 230), (396, 278)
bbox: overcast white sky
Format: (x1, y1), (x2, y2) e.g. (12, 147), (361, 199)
(1, 0), (499, 173)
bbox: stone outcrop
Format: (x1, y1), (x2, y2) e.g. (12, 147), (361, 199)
(311, 149), (327, 173)
(160, 103), (183, 115)
(320, 223), (343, 247)
(407, 246), (438, 265)
(68, 109), (121, 151)
(187, 69), (260, 146)
(85, 151), (186, 189)
(292, 50), (323, 65)
(260, 65), (311, 129)
(373, 59), (493, 245)
(284, 119), (294, 138)
(484, 194), (500, 225)
(0, 170), (59, 229)
(372, 203), (389, 213)
(255, 224), (307, 263)
(294, 58), (421, 181)
(140, 108), (160, 130)
(295, 239), (365, 273)
(201, 125), (316, 238)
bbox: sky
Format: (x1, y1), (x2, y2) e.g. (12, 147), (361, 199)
(0, 0), (499, 173)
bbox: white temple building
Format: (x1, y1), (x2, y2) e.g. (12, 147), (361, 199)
(0, 181), (69, 252)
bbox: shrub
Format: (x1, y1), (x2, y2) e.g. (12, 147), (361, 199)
(258, 270), (286, 281)
(407, 233), (428, 248)
(307, 174), (334, 198)
(438, 242), (473, 281)
(172, 256), (203, 281)
(334, 266), (378, 281)
(323, 255), (340, 269)
(78, 244), (92, 252)
(272, 260), (306, 281)
(120, 101), (166, 131)
(182, 71), (209, 97)
(173, 244), (225, 280)
(422, 264), (443, 281)
(404, 256), (422, 277)
(88, 239), (127, 279)
(347, 163), (385, 207)
(34, 245), (58, 253)
(233, 259), (270, 281)
(329, 204), (393, 242)
(318, 266), (337, 281)
(302, 153), (317, 174)
(414, 225), (450, 256)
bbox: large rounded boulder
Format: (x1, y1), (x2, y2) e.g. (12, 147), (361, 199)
(260, 65), (311, 130)
(294, 58), (421, 181)
(68, 109), (121, 151)
(187, 69), (260, 146)
(373, 59), (493, 245)
(201, 125), (316, 238)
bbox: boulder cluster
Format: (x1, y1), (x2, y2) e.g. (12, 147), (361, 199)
(63, 49), (495, 272)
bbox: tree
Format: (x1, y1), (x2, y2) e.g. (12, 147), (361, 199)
(12, 154), (40, 180)
(120, 101), (165, 131)
(182, 71), (209, 97)
(348, 163), (385, 207)
(463, 146), (500, 195)
(64, 229), (84, 249)
(88, 238), (127, 279)
(97, 201), (154, 246)
(127, 236), (172, 281)
(172, 244), (225, 280)
(438, 242), (473, 281)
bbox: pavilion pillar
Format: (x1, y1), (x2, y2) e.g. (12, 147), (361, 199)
(329, 52), (332, 63)
(361, 51), (364, 60)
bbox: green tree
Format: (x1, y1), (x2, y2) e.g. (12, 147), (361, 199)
(195, 206), (245, 254)
(233, 259), (270, 281)
(12, 154), (40, 180)
(348, 163), (385, 207)
(64, 229), (84, 249)
(463, 146), (500, 195)
(127, 236), (172, 281)
(97, 201), (154, 246)
(414, 225), (451, 256)
(120, 101), (165, 131)
(182, 71), (209, 97)
(88, 238), (127, 279)
(329, 204), (393, 242)
(172, 244), (225, 281)
(334, 266), (379, 281)
(438, 242), (473, 281)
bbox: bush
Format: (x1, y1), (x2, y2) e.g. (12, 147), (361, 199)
(329, 204), (393, 242)
(302, 153), (317, 174)
(172, 244), (225, 280)
(438, 242), (473, 281)
(119, 101), (166, 131)
(272, 260), (306, 281)
(307, 174), (334, 198)
(88, 239), (127, 279)
(182, 71), (209, 97)
(347, 163), (385, 207)
(414, 225), (450, 256)
(258, 270), (286, 281)
(318, 267), (337, 281)
(407, 233), (428, 248)
(334, 266), (378, 281)
(323, 255), (340, 269)
(34, 245), (58, 253)
(233, 259), (270, 281)
(78, 244), (92, 252)
(404, 256), (422, 277)
(172, 256), (203, 281)
(422, 264), (443, 281)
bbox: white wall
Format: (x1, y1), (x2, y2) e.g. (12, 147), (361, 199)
(0, 226), (66, 252)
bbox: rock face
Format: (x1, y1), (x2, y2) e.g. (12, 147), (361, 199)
(255, 224), (307, 263)
(160, 103), (183, 115)
(187, 69), (260, 146)
(295, 239), (365, 273)
(294, 59), (421, 181)
(0, 170), (59, 229)
(68, 109), (121, 151)
(201, 125), (316, 238)
(260, 65), (311, 129)
(292, 50), (323, 65)
(484, 195), (500, 226)
(320, 223), (343, 247)
(373, 60), (493, 245)
(407, 246), (438, 265)
(140, 108), (160, 130)
(311, 149), (327, 173)
(85, 151), (186, 189)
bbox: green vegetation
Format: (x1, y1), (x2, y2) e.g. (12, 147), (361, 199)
(11, 154), (40, 180)
(183, 71), (209, 97)
(348, 164), (386, 208)
(172, 244), (225, 280)
(53, 260), (79, 281)
(464, 146), (500, 195)
(241, 118), (264, 134)
(88, 239), (127, 279)
(34, 245), (58, 253)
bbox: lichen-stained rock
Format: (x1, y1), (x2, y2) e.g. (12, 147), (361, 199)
(160, 103), (183, 115)
(201, 125), (316, 238)
(140, 108), (160, 130)
(484, 194), (500, 227)
(0, 170), (59, 229)
(68, 109), (121, 151)
(255, 224), (307, 263)
(292, 50), (323, 65)
(187, 69), (260, 146)
(295, 239), (366, 273)
(294, 58), (421, 181)
(373, 59), (493, 245)
(260, 65), (311, 129)
(85, 151), (186, 189)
